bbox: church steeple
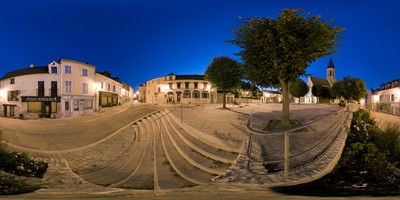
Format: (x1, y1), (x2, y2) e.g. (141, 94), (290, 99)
(326, 58), (336, 86)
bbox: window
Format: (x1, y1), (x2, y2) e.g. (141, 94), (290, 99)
(8, 91), (18, 101)
(10, 78), (15, 84)
(28, 102), (41, 113)
(169, 76), (172, 81)
(101, 82), (104, 89)
(51, 81), (58, 96)
(113, 85), (116, 92)
(194, 82), (198, 89)
(51, 66), (57, 74)
(169, 83), (173, 89)
(82, 83), (88, 94)
(108, 84), (111, 91)
(158, 87), (160, 93)
(65, 81), (72, 93)
(203, 82), (208, 89)
(177, 82), (181, 89)
(65, 65), (72, 74)
(391, 94), (395, 102)
(82, 68), (88, 77)
(185, 82), (189, 89)
(379, 95), (383, 102)
(202, 92), (209, 98)
(38, 81), (45, 96)
(193, 91), (200, 98)
(183, 90), (190, 98)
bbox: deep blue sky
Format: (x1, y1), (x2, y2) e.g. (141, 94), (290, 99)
(0, 0), (398, 90)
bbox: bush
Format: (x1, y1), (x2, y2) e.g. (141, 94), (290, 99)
(0, 133), (48, 179)
(272, 109), (400, 195)
(372, 123), (400, 168)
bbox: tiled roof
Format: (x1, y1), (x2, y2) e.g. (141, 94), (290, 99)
(2, 66), (48, 79)
(310, 76), (330, 87)
(327, 58), (335, 69)
(175, 75), (205, 81)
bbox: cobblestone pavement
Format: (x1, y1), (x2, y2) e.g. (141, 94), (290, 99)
(2, 102), (389, 200)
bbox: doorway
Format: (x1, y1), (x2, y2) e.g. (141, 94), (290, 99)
(79, 100), (85, 115)
(43, 102), (51, 118)
(64, 100), (71, 117)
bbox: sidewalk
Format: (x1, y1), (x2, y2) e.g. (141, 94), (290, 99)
(370, 111), (400, 128)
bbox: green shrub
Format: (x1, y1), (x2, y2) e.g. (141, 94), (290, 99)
(372, 123), (400, 167)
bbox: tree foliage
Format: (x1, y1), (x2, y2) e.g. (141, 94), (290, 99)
(205, 56), (243, 108)
(229, 8), (343, 125)
(331, 76), (367, 102)
(237, 81), (260, 98)
(289, 79), (308, 102)
(311, 84), (332, 100)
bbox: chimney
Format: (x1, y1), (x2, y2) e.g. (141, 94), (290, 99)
(29, 63), (34, 68)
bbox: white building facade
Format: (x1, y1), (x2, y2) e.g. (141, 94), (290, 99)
(143, 73), (218, 105)
(0, 59), (133, 119)
(367, 80), (400, 116)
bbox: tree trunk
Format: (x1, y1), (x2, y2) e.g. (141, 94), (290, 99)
(280, 80), (290, 127)
(223, 90), (227, 109)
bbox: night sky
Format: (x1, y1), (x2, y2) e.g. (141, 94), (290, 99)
(0, 0), (398, 91)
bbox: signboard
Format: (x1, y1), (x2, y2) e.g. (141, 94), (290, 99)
(21, 96), (61, 102)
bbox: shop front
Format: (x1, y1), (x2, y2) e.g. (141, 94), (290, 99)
(99, 91), (118, 107)
(21, 96), (61, 118)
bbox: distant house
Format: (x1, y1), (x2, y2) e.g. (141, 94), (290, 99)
(304, 58), (336, 103)
(141, 73), (238, 105)
(366, 79), (400, 115)
(261, 90), (282, 103)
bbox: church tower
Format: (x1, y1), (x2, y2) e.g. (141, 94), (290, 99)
(326, 58), (336, 86)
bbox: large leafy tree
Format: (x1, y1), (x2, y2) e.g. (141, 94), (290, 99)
(332, 76), (367, 102)
(205, 56), (243, 108)
(229, 9), (342, 126)
(311, 84), (332, 102)
(289, 79), (308, 104)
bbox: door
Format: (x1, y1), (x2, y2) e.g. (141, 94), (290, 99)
(79, 100), (85, 115)
(44, 102), (51, 118)
(65, 100), (71, 117)
(3, 105), (7, 117)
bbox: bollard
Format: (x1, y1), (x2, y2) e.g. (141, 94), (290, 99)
(284, 131), (289, 177)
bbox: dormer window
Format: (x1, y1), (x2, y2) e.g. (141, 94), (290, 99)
(51, 66), (58, 74)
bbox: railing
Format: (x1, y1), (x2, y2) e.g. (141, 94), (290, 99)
(49, 88), (59, 97)
(246, 107), (351, 177)
(37, 89), (45, 97)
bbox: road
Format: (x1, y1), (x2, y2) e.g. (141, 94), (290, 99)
(0, 103), (163, 151)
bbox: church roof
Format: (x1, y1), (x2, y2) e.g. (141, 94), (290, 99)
(310, 76), (330, 87)
(327, 58), (335, 69)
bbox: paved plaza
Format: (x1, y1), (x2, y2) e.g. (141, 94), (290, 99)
(1, 102), (399, 199)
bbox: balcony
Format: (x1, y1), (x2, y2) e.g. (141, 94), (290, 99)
(37, 89), (45, 97)
(50, 88), (59, 97)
